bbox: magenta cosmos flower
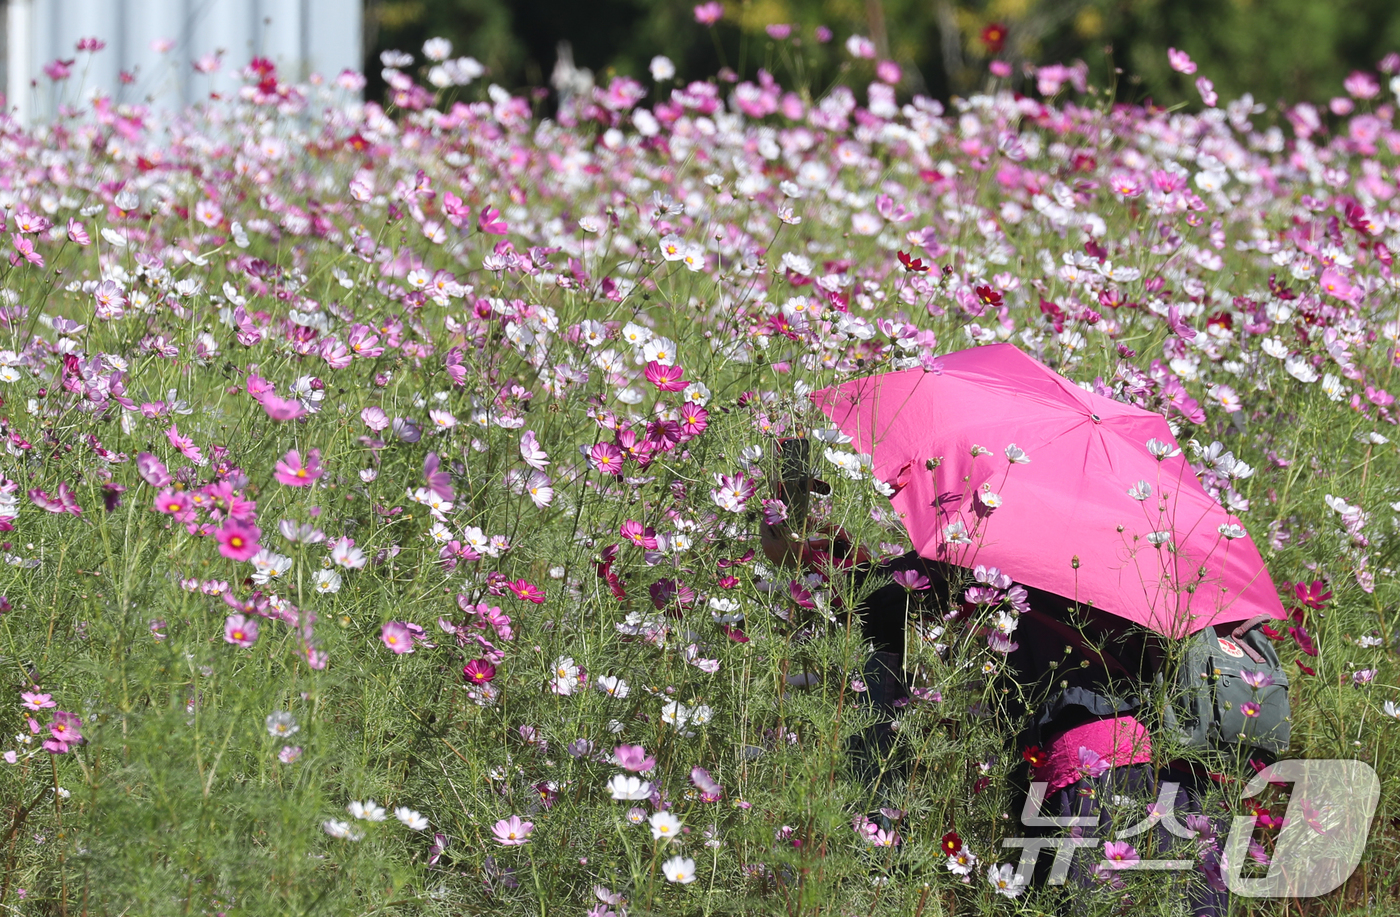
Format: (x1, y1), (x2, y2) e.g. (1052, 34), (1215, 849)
(644, 360), (687, 392)
(506, 580), (545, 604)
(224, 613), (259, 647)
(275, 448), (324, 487)
(588, 442), (624, 475)
(462, 659), (496, 684)
(216, 520), (262, 561)
(381, 620), (415, 654)
(491, 815), (533, 846)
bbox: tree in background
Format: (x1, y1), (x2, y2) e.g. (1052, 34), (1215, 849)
(363, 0), (1400, 109)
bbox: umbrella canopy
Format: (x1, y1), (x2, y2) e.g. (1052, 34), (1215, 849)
(810, 343), (1286, 636)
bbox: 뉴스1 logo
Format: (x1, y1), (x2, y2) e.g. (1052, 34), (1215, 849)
(1005, 759), (1381, 898)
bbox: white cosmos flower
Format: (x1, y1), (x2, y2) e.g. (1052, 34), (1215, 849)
(607, 774), (653, 800)
(642, 337), (678, 365)
(1324, 493), (1358, 515)
(1146, 438), (1181, 459)
(1322, 374), (1346, 402)
(1004, 444), (1030, 464)
(348, 800), (387, 822)
(662, 855), (698, 884)
(1261, 337), (1289, 359)
(1127, 480), (1152, 501)
(1218, 523), (1247, 540)
(1284, 355), (1319, 383)
(394, 807), (429, 830)
(649, 811), (684, 840)
(596, 675), (630, 698)
(313, 569), (343, 594)
(1147, 531), (1173, 546)
(323, 819), (362, 840)
(987, 862), (1026, 898)
(1383, 700), (1400, 719)
(943, 520), (973, 545)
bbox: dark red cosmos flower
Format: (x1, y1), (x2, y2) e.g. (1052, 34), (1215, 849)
(941, 831), (962, 855)
(1288, 625), (1318, 657)
(1022, 745), (1048, 768)
(897, 250), (930, 272)
(975, 285), (1004, 308)
(980, 22), (1008, 54)
(972, 776), (992, 794)
(1296, 659), (1316, 676)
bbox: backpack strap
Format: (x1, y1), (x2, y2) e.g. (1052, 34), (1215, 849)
(1228, 614), (1275, 665)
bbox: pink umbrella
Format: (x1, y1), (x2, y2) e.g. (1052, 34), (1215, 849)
(810, 343), (1286, 636)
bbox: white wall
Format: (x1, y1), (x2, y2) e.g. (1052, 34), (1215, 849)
(5, 0), (362, 123)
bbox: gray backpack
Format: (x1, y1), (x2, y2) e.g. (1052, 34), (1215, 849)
(1160, 614), (1291, 755)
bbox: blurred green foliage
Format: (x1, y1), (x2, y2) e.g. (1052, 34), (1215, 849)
(364, 0), (1400, 107)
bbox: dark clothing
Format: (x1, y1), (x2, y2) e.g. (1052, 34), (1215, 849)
(844, 550), (1162, 753)
(843, 552), (1229, 916)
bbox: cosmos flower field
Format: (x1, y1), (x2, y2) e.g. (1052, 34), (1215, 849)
(2, 24), (1400, 917)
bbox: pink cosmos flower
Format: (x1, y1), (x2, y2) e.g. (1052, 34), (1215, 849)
(589, 442), (625, 475)
(275, 449), (323, 487)
(876, 60), (902, 84)
(30, 483), (82, 515)
(1240, 669), (1275, 689)
(1102, 840), (1140, 869)
(613, 744), (657, 772)
(478, 205), (507, 235)
(361, 405), (390, 431)
(1167, 48), (1196, 74)
(21, 691), (55, 711)
(644, 360), (687, 391)
(167, 423), (206, 465)
(690, 766), (723, 801)
(154, 489), (192, 517)
(260, 392), (306, 421)
(224, 613), (259, 647)
(1077, 746), (1110, 779)
(381, 620), (415, 654)
(1344, 70), (1380, 99)
(66, 218), (89, 245)
(137, 452), (171, 487)
(491, 815), (533, 845)
(44, 711), (82, 754)
(1196, 77), (1218, 107)
(678, 403), (709, 438)
(216, 520), (262, 562)
(620, 520), (659, 549)
(693, 2), (723, 25)
(11, 234), (42, 267)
